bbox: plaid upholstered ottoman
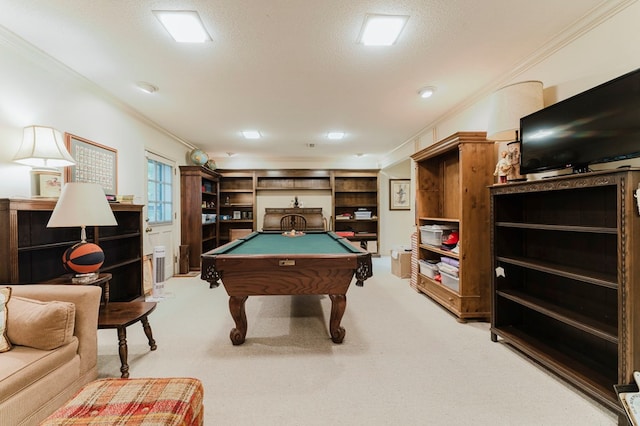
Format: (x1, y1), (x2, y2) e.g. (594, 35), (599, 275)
(41, 377), (204, 425)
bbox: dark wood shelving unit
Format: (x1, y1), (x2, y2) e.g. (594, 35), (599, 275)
(179, 169), (380, 254)
(0, 198), (144, 302)
(218, 170), (256, 246)
(411, 131), (494, 321)
(332, 170), (379, 254)
(490, 169), (640, 417)
(179, 166), (221, 271)
(256, 170), (332, 191)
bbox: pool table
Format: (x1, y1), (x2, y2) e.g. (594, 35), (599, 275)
(201, 231), (372, 345)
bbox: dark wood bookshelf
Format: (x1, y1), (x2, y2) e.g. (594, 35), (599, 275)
(0, 199), (144, 302)
(179, 166), (221, 271)
(490, 169), (640, 416)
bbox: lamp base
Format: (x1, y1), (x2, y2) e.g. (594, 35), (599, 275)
(63, 242), (105, 276)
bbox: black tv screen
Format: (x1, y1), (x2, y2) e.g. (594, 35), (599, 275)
(520, 67), (640, 174)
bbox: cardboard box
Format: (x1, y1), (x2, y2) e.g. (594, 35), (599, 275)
(391, 249), (411, 278)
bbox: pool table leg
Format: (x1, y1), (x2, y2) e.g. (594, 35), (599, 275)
(229, 296), (248, 345)
(329, 294), (346, 343)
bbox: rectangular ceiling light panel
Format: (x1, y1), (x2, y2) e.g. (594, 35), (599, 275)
(242, 130), (261, 139)
(153, 10), (212, 43)
(358, 14), (409, 46)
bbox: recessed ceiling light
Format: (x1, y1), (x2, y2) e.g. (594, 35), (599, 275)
(242, 130), (261, 139)
(153, 10), (211, 43)
(358, 14), (409, 46)
(418, 86), (436, 98)
(136, 81), (159, 94)
(327, 132), (345, 140)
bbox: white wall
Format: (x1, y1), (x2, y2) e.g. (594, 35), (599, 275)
(379, 2), (640, 254)
(2, 2), (639, 264)
(415, 2), (640, 156)
(0, 32), (192, 201)
(379, 160), (413, 253)
(0, 30), (192, 273)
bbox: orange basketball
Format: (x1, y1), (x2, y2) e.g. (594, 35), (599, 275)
(63, 242), (104, 274)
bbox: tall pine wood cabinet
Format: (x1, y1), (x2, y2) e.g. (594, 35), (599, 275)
(411, 132), (494, 321)
(490, 169), (640, 415)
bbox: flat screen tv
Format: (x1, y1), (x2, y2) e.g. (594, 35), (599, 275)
(520, 67), (640, 174)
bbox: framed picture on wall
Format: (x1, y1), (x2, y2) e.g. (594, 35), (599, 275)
(389, 179), (410, 210)
(65, 133), (118, 194)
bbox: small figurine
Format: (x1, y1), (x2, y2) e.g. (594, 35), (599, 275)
(494, 150), (512, 184)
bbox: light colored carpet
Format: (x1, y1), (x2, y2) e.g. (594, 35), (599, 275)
(97, 257), (617, 425)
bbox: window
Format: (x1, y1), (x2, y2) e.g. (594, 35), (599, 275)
(147, 154), (173, 225)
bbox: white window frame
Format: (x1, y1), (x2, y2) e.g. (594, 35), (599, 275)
(146, 152), (174, 226)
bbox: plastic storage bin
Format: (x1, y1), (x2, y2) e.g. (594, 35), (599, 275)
(420, 226), (442, 246)
(419, 225), (457, 246)
(418, 260), (438, 278)
(436, 261), (459, 277)
(440, 270), (460, 292)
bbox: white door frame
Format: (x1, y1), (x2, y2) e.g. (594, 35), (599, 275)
(144, 150), (178, 280)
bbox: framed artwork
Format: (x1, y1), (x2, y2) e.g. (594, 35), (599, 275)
(65, 134), (118, 194)
(32, 169), (62, 197)
(389, 179), (410, 210)
(38, 171), (62, 197)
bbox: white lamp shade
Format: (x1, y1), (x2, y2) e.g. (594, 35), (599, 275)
(487, 81), (544, 141)
(47, 183), (117, 228)
(13, 126), (76, 167)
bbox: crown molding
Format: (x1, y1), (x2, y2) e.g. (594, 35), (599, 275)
(390, 0), (637, 161)
(0, 24), (197, 151)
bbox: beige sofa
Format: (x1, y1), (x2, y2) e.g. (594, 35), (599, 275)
(0, 284), (101, 426)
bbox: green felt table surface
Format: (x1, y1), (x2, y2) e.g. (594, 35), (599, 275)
(213, 232), (360, 255)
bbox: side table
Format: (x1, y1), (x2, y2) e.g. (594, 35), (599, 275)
(44, 272), (112, 304)
(43, 272), (158, 378)
(98, 301), (157, 378)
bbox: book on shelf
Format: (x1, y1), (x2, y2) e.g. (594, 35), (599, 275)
(335, 231), (355, 237)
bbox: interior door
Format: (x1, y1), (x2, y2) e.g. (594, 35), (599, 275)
(144, 151), (177, 281)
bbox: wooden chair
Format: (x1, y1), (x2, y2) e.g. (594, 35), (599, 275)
(280, 214), (307, 231)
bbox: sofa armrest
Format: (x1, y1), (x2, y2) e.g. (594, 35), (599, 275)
(7, 284), (101, 376)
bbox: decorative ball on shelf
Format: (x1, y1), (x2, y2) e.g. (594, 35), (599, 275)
(205, 158), (217, 170)
(189, 149), (209, 166)
(62, 242), (105, 274)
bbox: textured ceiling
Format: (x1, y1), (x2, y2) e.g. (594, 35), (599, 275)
(0, 0), (618, 165)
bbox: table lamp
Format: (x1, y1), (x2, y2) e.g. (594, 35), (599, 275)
(47, 182), (117, 280)
(12, 126), (76, 197)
